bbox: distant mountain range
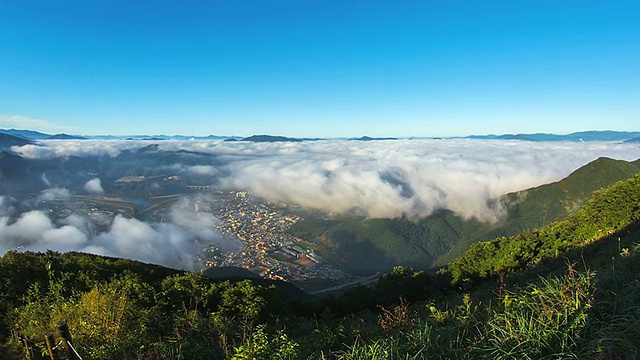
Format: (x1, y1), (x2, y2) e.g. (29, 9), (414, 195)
(47, 133), (88, 140)
(0, 129), (86, 140)
(0, 129), (241, 141)
(466, 130), (640, 142)
(240, 135), (303, 142)
(0, 129), (51, 140)
(4, 129), (639, 142)
(349, 136), (399, 141)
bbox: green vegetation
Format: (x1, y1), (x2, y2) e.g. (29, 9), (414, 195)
(1, 253), (295, 359)
(290, 157), (640, 273)
(447, 173), (640, 284)
(501, 157), (640, 231)
(296, 214), (491, 274)
(3, 169), (640, 359)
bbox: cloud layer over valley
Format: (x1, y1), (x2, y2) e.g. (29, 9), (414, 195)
(12, 139), (640, 221)
(3, 138), (638, 268)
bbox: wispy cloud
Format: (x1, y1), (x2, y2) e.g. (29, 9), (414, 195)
(0, 114), (75, 134)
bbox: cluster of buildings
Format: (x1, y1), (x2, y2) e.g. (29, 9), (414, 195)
(204, 192), (351, 284)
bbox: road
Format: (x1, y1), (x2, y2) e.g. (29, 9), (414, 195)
(310, 273), (381, 295)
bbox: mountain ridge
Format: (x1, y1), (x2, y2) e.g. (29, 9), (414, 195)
(3, 128), (640, 142)
(465, 130), (640, 142)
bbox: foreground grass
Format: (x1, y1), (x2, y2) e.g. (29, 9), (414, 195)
(330, 245), (640, 360)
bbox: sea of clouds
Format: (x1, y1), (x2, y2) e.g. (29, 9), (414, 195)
(4, 138), (639, 269)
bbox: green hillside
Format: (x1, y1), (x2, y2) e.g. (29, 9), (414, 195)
(500, 157), (640, 231)
(447, 173), (640, 284)
(300, 213), (492, 274)
(290, 157), (640, 273)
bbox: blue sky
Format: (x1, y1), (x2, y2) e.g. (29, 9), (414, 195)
(0, 0), (638, 137)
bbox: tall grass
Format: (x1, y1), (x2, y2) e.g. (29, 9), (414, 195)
(478, 264), (593, 359)
(333, 263), (597, 360)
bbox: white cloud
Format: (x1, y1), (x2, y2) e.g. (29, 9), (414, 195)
(40, 226), (89, 252)
(186, 165), (219, 176)
(213, 139), (640, 221)
(84, 178), (104, 194)
(86, 216), (196, 270)
(12, 140), (144, 159)
(0, 211), (55, 251)
(38, 188), (71, 202)
(0, 114), (75, 134)
(0, 198), (232, 270)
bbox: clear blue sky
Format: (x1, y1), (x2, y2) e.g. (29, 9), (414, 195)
(0, 0), (638, 137)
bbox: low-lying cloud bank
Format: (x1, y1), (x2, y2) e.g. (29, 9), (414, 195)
(214, 140), (639, 220)
(12, 139), (640, 221)
(0, 195), (233, 270)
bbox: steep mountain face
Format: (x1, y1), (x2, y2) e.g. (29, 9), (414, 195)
(0, 151), (30, 184)
(0, 151), (102, 194)
(447, 173), (640, 284)
(290, 157), (640, 273)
